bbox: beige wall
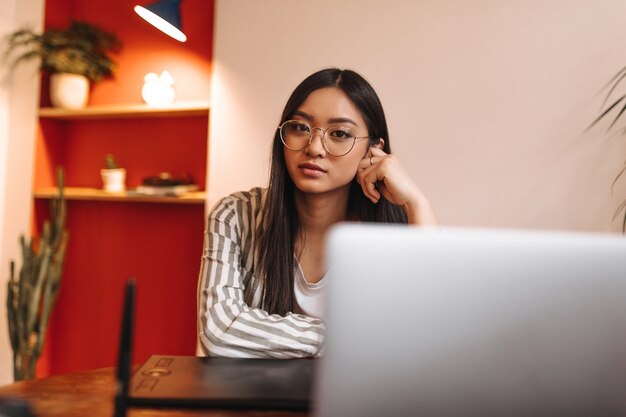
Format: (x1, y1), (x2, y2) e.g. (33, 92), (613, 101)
(0, 0), (44, 384)
(0, 0), (622, 386)
(208, 0), (626, 233)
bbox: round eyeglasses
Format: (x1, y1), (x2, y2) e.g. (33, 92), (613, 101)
(278, 120), (373, 157)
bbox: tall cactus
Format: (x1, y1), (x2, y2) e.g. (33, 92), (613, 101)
(7, 167), (69, 380)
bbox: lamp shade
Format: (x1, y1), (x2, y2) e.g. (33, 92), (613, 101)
(134, 0), (187, 42)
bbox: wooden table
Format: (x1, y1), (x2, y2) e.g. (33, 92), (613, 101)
(0, 367), (309, 417)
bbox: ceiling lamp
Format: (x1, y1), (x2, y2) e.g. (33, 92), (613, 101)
(134, 0), (187, 42)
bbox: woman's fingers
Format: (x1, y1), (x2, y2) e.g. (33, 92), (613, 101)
(359, 147), (386, 170)
(369, 146), (387, 158)
(358, 146), (417, 207)
(357, 167), (380, 203)
(357, 148), (385, 203)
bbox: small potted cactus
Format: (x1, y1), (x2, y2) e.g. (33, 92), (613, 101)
(100, 154), (126, 192)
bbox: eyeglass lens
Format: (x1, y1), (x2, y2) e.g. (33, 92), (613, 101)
(280, 120), (357, 156)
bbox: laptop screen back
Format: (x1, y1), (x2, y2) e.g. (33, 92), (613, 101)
(314, 225), (626, 417)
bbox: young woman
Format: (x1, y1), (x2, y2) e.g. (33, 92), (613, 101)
(197, 68), (437, 358)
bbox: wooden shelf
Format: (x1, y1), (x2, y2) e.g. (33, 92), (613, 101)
(34, 187), (206, 205)
(38, 100), (210, 120)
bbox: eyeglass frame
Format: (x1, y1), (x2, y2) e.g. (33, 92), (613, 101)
(277, 119), (375, 157)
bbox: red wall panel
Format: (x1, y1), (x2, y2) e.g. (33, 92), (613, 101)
(34, 0), (214, 376)
(36, 200), (204, 374)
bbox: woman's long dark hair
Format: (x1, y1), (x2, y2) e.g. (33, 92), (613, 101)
(257, 68), (407, 316)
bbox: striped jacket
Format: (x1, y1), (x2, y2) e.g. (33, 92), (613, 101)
(197, 187), (325, 358)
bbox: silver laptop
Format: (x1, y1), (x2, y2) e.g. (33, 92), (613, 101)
(314, 225), (626, 417)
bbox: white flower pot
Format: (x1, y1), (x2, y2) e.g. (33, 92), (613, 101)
(100, 168), (126, 192)
(50, 73), (90, 109)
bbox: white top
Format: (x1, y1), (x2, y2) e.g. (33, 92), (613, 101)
(294, 261), (326, 319)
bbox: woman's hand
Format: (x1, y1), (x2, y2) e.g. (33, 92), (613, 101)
(356, 147), (438, 226)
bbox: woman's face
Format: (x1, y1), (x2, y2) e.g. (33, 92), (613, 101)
(283, 87), (373, 196)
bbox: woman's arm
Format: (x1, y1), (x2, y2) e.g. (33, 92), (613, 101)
(357, 147), (438, 226)
(197, 194), (325, 358)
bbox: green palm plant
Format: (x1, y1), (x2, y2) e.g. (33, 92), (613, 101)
(4, 20), (121, 82)
(586, 66), (626, 231)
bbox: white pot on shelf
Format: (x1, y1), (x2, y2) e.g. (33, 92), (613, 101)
(100, 168), (126, 192)
(50, 73), (90, 109)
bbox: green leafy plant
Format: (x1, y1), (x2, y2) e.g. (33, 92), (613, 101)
(4, 20), (121, 82)
(587, 66), (626, 231)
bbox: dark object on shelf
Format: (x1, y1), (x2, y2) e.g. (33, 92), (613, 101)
(142, 172), (193, 186)
(136, 172), (197, 197)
